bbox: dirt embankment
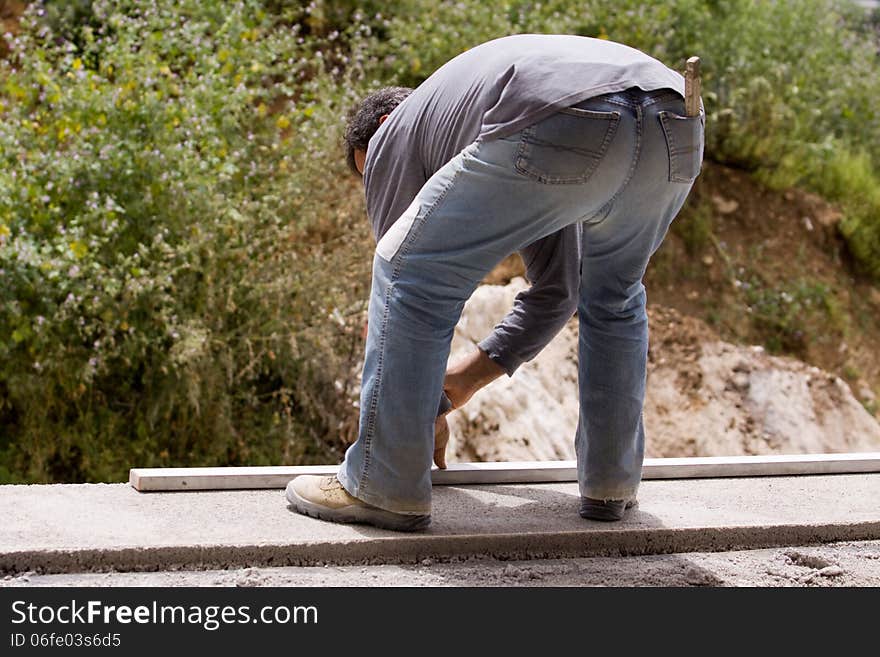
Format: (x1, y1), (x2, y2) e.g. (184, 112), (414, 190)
(444, 278), (880, 462)
(0, 1), (25, 59)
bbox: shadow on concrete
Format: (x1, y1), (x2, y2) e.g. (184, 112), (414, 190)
(337, 483), (728, 586)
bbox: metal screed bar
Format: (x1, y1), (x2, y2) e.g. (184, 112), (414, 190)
(129, 452), (880, 491)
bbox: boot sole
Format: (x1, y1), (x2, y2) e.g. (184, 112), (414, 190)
(285, 481), (431, 532)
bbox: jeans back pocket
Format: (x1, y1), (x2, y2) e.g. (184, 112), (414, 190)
(658, 110), (705, 183)
(515, 107), (620, 184)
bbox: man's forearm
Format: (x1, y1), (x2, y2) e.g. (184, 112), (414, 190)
(443, 226), (581, 409)
(443, 347), (505, 410)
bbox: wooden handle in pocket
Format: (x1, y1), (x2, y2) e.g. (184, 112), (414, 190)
(685, 56), (701, 117)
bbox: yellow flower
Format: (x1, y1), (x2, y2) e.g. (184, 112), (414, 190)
(69, 240), (88, 259)
(72, 58), (83, 71)
(276, 115), (290, 130)
(0, 223), (10, 237)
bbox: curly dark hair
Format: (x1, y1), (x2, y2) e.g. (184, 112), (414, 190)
(343, 86), (413, 174)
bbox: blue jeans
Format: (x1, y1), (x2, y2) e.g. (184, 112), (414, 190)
(338, 87), (704, 514)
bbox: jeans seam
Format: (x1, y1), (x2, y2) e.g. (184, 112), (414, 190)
(357, 276), (393, 493)
(659, 112), (679, 182)
(594, 102), (643, 220)
(513, 125), (535, 179)
(356, 154), (464, 494)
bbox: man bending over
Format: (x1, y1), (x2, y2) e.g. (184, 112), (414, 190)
(287, 34), (704, 530)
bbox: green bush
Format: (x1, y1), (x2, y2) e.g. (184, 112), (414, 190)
(672, 200), (713, 256)
(742, 276), (842, 355)
(809, 146), (880, 279)
(2, 0), (879, 482)
(0, 0), (380, 482)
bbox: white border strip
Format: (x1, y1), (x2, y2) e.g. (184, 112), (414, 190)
(129, 452), (880, 492)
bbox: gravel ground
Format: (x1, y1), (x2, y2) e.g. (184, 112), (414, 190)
(4, 540), (880, 587)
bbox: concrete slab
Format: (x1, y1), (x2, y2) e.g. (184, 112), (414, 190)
(1, 474), (878, 574)
(6, 541), (880, 587)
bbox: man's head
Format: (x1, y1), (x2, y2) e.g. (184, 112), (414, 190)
(344, 86), (413, 176)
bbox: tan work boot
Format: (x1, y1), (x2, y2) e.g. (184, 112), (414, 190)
(286, 475), (431, 532)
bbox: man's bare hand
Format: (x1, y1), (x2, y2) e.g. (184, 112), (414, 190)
(433, 349), (503, 469)
(433, 414), (449, 469)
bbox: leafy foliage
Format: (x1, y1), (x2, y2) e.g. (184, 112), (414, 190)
(1, 0), (878, 482)
(0, 0), (377, 481)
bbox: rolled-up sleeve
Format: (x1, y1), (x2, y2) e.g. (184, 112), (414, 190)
(477, 223), (582, 375)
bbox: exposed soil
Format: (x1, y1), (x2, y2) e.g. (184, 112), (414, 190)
(0, 1), (25, 59)
(647, 162), (880, 409)
(645, 305), (880, 456)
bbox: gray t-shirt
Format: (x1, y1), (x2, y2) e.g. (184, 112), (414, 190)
(363, 34), (684, 374)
